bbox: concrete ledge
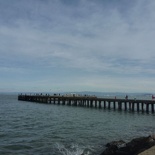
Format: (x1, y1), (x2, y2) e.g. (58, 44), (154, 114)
(138, 145), (155, 155)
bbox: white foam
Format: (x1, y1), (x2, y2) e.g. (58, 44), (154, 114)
(56, 143), (91, 155)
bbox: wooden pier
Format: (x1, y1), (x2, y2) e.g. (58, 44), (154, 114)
(18, 94), (155, 113)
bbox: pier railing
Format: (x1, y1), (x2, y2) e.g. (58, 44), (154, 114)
(18, 94), (155, 113)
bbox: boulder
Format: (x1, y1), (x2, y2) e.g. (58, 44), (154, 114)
(100, 135), (155, 155)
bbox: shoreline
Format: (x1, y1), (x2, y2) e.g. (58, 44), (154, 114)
(100, 135), (155, 155)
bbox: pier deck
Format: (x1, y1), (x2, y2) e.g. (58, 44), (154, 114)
(18, 94), (155, 113)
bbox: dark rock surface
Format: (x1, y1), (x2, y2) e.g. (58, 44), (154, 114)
(100, 135), (155, 155)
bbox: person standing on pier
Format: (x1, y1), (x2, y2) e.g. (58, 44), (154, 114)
(125, 95), (128, 100)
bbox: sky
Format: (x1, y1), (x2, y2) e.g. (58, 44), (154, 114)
(0, 0), (155, 93)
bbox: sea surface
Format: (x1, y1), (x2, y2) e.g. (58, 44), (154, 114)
(0, 93), (155, 155)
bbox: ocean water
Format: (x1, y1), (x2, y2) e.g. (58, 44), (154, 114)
(0, 93), (155, 155)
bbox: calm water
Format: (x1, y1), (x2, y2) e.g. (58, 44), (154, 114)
(0, 94), (155, 155)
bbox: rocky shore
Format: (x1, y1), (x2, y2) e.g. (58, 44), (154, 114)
(100, 135), (155, 155)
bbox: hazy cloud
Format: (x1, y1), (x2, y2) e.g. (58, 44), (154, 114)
(0, 0), (155, 92)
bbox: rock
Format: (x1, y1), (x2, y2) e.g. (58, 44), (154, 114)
(148, 134), (155, 142)
(102, 145), (118, 155)
(101, 140), (126, 155)
(100, 135), (155, 155)
(126, 135), (155, 154)
(125, 136), (150, 153)
(106, 140), (126, 148)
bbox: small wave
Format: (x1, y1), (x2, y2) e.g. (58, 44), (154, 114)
(0, 133), (7, 138)
(56, 143), (92, 155)
(3, 144), (32, 150)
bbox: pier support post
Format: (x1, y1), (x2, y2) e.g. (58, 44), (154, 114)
(132, 102), (135, 112)
(58, 98), (60, 105)
(40, 97), (43, 103)
(90, 100), (93, 107)
(141, 103), (144, 112)
(62, 99), (65, 105)
(124, 102), (127, 111)
(146, 103), (149, 113)
(104, 101), (106, 109)
(78, 100), (81, 106)
(113, 101), (116, 110)
(151, 103), (154, 113)
(129, 102), (132, 111)
(41, 97), (44, 103)
(69, 99), (72, 105)
(108, 101), (111, 109)
(80, 100), (83, 106)
(38, 97), (40, 103)
(46, 98), (48, 103)
(99, 101), (101, 109)
(95, 100), (97, 108)
(44, 97), (47, 103)
(68, 100), (71, 106)
(118, 102), (122, 110)
(73, 100), (77, 106)
(137, 103), (140, 112)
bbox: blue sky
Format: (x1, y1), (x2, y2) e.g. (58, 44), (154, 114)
(0, 0), (155, 93)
